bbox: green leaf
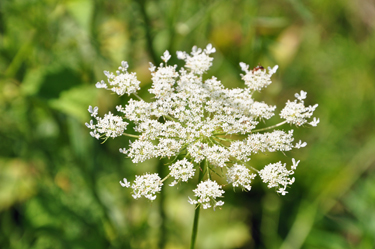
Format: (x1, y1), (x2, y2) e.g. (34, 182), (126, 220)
(49, 85), (98, 122)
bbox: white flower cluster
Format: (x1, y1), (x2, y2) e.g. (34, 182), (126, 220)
(240, 63), (278, 91)
(227, 164), (257, 191)
(86, 106), (128, 140)
(169, 159), (196, 186)
(87, 44), (319, 209)
(95, 61), (141, 96)
(228, 130), (294, 162)
(188, 179), (225, 210)
(259, 158), (300, 195)
(177, 44), (215, 75)
(280, 90), (320, 126)
(120, 173), (163, 201)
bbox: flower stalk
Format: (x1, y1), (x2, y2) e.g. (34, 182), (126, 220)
(190, 160), (205, 249)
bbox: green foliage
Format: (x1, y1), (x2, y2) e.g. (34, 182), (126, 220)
(1, 0), (375, 248)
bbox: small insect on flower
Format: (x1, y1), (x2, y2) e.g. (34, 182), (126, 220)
(252, 64), (265, 72)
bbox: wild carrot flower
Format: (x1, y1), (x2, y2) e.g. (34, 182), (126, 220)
(86, 44), (318, 209)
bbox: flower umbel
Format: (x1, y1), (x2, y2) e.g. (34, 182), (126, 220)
(259, 159), (300, 195)
(188, 179), (225, 210)
(127, 173), (163, 201)
(226, 164), (257, 191)
(169, 158), (196, 186)
(87, 44), (319, 209)
(95, 61), (141, 96)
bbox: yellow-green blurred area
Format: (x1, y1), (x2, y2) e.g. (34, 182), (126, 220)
(1, 0), (375, 248)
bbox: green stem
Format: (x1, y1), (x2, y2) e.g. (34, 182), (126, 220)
(157, 159), (167, 249)
(137, 0), (159, 64)
(122, 133), (140, 138)
(190, 161), (205, 249)
(161, 173), (170, 182)
(213, 121), (288, 137)
(251, 121), (287, 133)
(5, 30), (35, 77)
(238, 160), (259, 173)
(213, 136), (235, 142)
(164, 114), (178, 122)
(132, 93), (143, 101)
(190, 205), (201, 249)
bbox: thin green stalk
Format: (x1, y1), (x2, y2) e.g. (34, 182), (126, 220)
(137, 0), (159, 64)
(122, 133), (140, 138)
(132, 93), (143, 101)
(213, 121), (288, 137)
(190, 161), (205, 249)
(251, 121), (287, 133)
(157, 159), (167, 249)
(190, 205), (201, 249)
(213, 136), (235, 142)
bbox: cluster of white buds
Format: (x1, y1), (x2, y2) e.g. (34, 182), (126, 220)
(86, 44), (319, 209)
(188, 179), (225, 210)
(226, 164), (257, 191)
(259, 158), (300, 195)
(280, 90), (319, 126)
(169, 158), (196, 186)
(95, 61), (141, 96)
(86, 106), (128, 140)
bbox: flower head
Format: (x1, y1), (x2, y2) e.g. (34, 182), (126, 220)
(240, 64), (279, 91)
(177, 44), (215, 75)
(86, 107), (128, 139)
(87, 44), (318, 207)
(188, 179), (225, 209)
(96, 61), (141, 96)
(259, 159), (300, 195)
(280, 91), (319, 126)
(130, 173), (163, 201)
(226, 164), (256, 191)
(169, 158), (196, 186)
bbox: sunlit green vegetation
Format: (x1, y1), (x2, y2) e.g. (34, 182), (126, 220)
(1, 0), (375, 248)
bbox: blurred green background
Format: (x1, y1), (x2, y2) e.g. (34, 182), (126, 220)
(1, 0), (375, 248)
